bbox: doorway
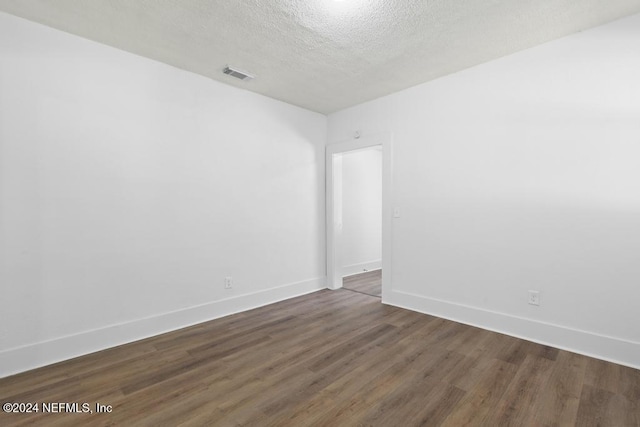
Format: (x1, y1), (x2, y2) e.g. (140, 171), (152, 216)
(326, 132), (392, 302)
(340, 146), (382, 297)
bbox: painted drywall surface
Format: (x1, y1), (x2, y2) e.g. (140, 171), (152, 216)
(0, 12), (326, 373)
(328, 13), (640, 365)
(341, 148), (382, 275)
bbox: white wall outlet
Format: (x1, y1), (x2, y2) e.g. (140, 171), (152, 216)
(393, 207), (401, 218)
(528, 290), (540, 306)
(225, 276), (233, 289)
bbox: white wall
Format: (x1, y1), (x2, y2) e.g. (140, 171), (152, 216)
(0, 11), (326, 377)
(341, 148), (382, 276)
(328, 13), (640, 368)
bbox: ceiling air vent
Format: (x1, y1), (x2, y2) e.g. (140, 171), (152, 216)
(223, 66), (254, 81)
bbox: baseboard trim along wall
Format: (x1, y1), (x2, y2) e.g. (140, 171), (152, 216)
(388, 290), (640, 370)
(342, 260), (382, 278)
(0, 277), (326, 378)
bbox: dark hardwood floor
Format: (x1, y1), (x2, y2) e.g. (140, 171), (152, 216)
(1, 289), (639, 426)
(343, 269), (382, 297)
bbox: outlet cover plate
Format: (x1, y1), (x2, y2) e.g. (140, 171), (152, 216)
(528, 290), (540, 306)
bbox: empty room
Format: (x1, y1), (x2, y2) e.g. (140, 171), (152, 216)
(1, 1), (639, 426)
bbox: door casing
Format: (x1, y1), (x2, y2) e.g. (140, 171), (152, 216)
(325, 132), (393, 303)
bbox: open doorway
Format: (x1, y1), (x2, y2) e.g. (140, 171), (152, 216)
(326, 132), (392, 302)
(340, 147), (382, 297)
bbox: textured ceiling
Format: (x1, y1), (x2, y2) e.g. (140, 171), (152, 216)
(1, 0), (640, 114)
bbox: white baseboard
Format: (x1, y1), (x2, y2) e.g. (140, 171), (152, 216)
(0, 277), (325, 378)
(342, 260), (382, 278)
(388, 290), (640, 370)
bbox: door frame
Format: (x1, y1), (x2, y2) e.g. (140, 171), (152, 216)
(326, 132), (393, 302)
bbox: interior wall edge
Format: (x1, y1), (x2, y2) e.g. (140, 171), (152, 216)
(389, 290), (640, 370)
(0, 276), (326, 379)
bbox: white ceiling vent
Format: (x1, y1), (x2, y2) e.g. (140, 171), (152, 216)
(223, 66), (254, 81)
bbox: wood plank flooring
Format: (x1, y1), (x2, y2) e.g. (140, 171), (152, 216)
(343, 269), (382, 297)
(1, 289), (639, 426)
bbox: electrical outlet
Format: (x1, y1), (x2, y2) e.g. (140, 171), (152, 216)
(225, 276), (233, 289)
(528, 290), (540, 306)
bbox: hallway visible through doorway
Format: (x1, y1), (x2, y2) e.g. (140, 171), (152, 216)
(342, 270), (381, 297)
